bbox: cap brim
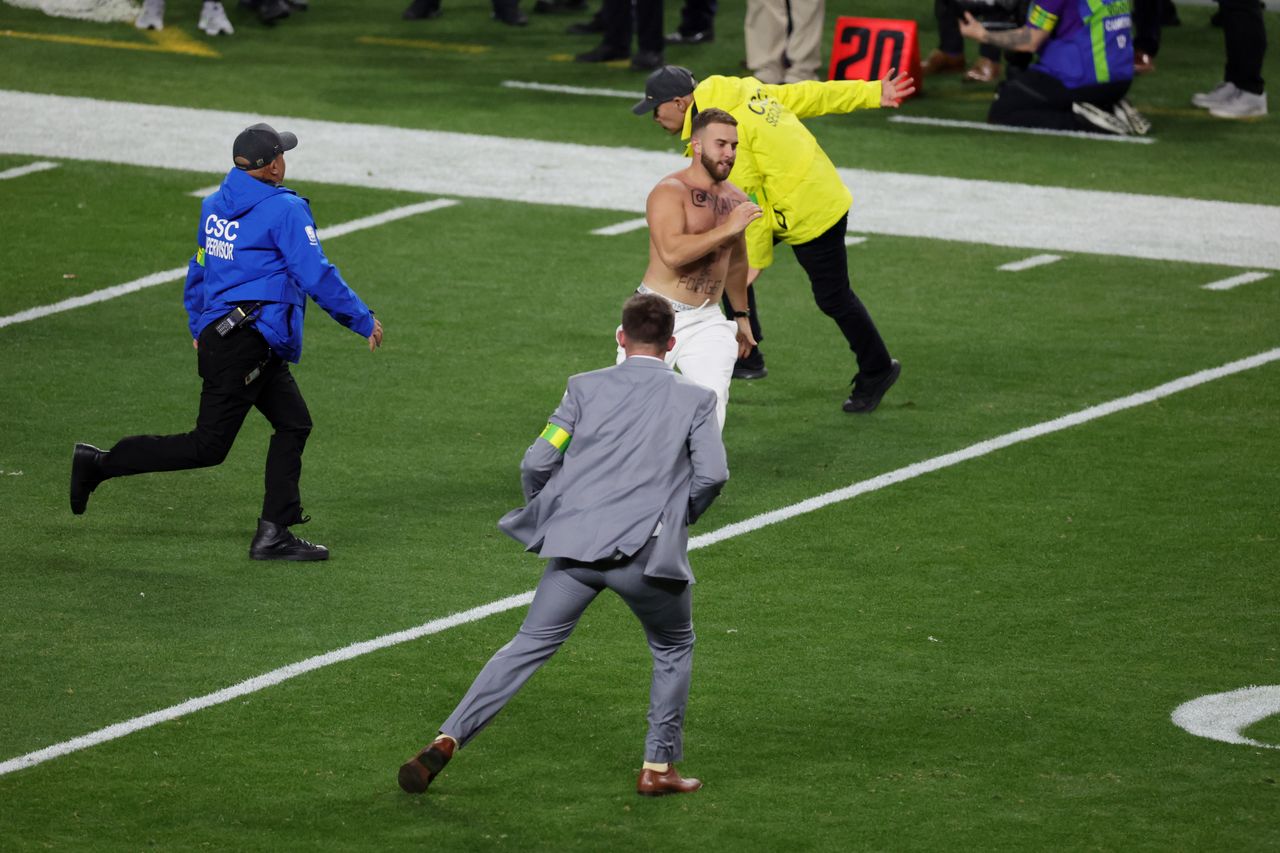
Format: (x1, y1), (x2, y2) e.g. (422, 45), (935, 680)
(279, 131), (298, 151)
(631, 97), (656, 116)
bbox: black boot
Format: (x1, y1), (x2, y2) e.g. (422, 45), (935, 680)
(70, 443), (108, 515)
(249, 518), (329, 561)
(732, 347), (768, 380)
(843, 359), (901, 414)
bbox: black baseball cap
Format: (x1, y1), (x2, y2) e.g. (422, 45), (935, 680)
(631, 66), (697, 115)
(232, 123), (298, 171)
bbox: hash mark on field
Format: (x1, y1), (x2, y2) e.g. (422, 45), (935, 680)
(0, 199), (460, 331)
(188, 184), (221, 198)
(0, 161), (58, 181)
(999, 254), (1063, 272)
(3, 344), (1279, 778)
(502, 80), (641, 99)
(1201, 271), (1271, 292)
(845, 236), (868, 247)
(591, 218), (648, 236)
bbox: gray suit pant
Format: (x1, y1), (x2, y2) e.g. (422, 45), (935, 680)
(440, 543), (695, 763)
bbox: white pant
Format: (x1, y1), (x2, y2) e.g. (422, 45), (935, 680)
(616, 301), (736, 430)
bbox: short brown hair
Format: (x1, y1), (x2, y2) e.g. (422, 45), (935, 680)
(621, 293), (675, 345)
(691, 107), (737, 135)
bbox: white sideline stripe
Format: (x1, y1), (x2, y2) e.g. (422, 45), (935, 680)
(591, 217), (648, 236)
(889, 115), (1157, 145)
(0, 160), (59, 180)
(5, 90), (1280, 270)
(502, 80), (641, 100)
(844, 236), (868, 246)
(0, 593), (536, 778)
(0, 199), (459, 331)
(999, 254), (1063, 272)
(2, 344), (1278, 778)
(187, 184), (221, 198)
(1202, 271), (1270, 291)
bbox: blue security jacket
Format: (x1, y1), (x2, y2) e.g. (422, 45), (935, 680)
(183, 168), (375, 363)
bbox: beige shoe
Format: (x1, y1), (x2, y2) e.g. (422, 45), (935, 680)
(921, 49), (965, 76)
(963, 57), (1001, 83)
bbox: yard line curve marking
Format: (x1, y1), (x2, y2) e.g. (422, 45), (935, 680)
(889, 115), (1157, 144)
(999, 254), (1063, 272)
(187, 184), (222, 198)
(1172, 686), (1280, 749)
(0, 160), (58, 181)
(3, 344), (1278, 778)
(1202, 271), (1270, 292)
(591, 217), (648, 236)
(0, 199), (459, 331)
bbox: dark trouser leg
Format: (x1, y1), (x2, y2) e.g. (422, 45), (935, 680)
(1133, 0), (1163, 55)
(720, 284), (764, 367)
(440, 562), (603, 748)
(989, 70), (1129, 131)
(935, 0), (963, 54)
(101, 324), (267, 479)
(252, 361), (313, 526)
(1221, 0), (1267, 94)
(791, 212), (891, 375)
(603, 558), (694, 764)
(601, 0), (632, 51)
(678, 0), (715, 34)
(634, 0), (663, 53)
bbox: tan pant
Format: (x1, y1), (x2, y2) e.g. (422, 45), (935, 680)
(744, 0), (826, 84)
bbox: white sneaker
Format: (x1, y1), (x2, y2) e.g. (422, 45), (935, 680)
(1209, 88), (1268, 119)
(199, 1), (235, 35)
(1112, 98), (1152, 135)
(1072, 101), (1131, 135)
(135, 0), (165, 30)
(1192, 81), (1238, 109)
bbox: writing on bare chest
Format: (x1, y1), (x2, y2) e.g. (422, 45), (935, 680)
(688, 188), (741, 219)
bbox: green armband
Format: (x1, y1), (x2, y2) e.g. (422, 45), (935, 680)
(540, 423), (571, 452)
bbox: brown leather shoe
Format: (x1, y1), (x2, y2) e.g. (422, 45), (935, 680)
(637, 765), (703, 796)
(963, 56), (1000, 83)
(398, 735), (455, 794)
(1134, 51), (1156, 74)
(920, 49), (964, 76)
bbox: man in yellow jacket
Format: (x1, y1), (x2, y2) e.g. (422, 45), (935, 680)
(633, 65), (915, 413)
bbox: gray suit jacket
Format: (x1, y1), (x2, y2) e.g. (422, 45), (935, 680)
(497, 356), (728, 583)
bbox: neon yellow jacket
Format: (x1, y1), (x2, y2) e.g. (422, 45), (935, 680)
(681, 75), (882, 269)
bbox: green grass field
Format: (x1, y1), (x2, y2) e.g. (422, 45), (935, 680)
(1, 1), (1278, 849)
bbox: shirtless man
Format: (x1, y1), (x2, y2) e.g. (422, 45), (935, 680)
(620, 107), (762, 428)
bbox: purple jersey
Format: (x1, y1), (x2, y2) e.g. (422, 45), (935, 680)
(1027, 0), (1135, 89)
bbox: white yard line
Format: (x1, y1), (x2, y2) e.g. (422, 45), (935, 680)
(3, 343), (1277, 778)
(502, 80), (641, 99)
(187, 184), (221, 198)
(0, 199), (459, 331)
(0, 160), (59, 180)
(888, 115), (1157, 144)
(591, 217), (648, 236)
(999, 254), (1064, 272)
(1201, 271), (1271, 292)
(4, 91), (1277, 269)
(844, 236), (868, 247)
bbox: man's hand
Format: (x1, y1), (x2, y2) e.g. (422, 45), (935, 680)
(958, 11), (988, 42)
(727, 201), (763, 234)
(734, 317), (757, 358)
(368, 317), (384, 352)
(193, 338), (199, 351)
(880, 69), (917, 107)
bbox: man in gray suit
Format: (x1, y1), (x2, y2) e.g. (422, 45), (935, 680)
(398, 293), (729, 797)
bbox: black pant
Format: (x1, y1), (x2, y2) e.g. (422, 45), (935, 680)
(600, 0), (663, 53)
(1133, 0), (1163, 55)
(791, 212), (892, 376)
(936, 0), (1000, 62)
(720, 283), (763, 352)
(102, 322), (313, 526)
(989, 68), (1131, 131)
(676, 0), (715, 35)
(1221, 0), (1267, 94)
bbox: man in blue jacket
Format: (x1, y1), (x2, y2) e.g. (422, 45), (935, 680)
(70, 123), (384, 561)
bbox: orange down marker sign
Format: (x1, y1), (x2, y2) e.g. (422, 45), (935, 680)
(827, 17), (922, 97)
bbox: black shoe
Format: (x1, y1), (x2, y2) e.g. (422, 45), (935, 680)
(70, 443), (107, 515)
(566, 18), (604, 34)
(575, 43), (629, 62)
(249, 518), (329, 561)
(665, 28), (713, 44)
(533, 0), (585, 12)
(398, 735), (456, 794)
(402, 0), (441, 18)
(493, 7), (529, 25)
(256, 0), (290, 23)
(732, 348), (768, 380)
(630, 50), (664, 70)
(843, 358), (901, 414)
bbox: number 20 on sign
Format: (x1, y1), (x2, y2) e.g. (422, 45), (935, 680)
(827, 16), (922, 95)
